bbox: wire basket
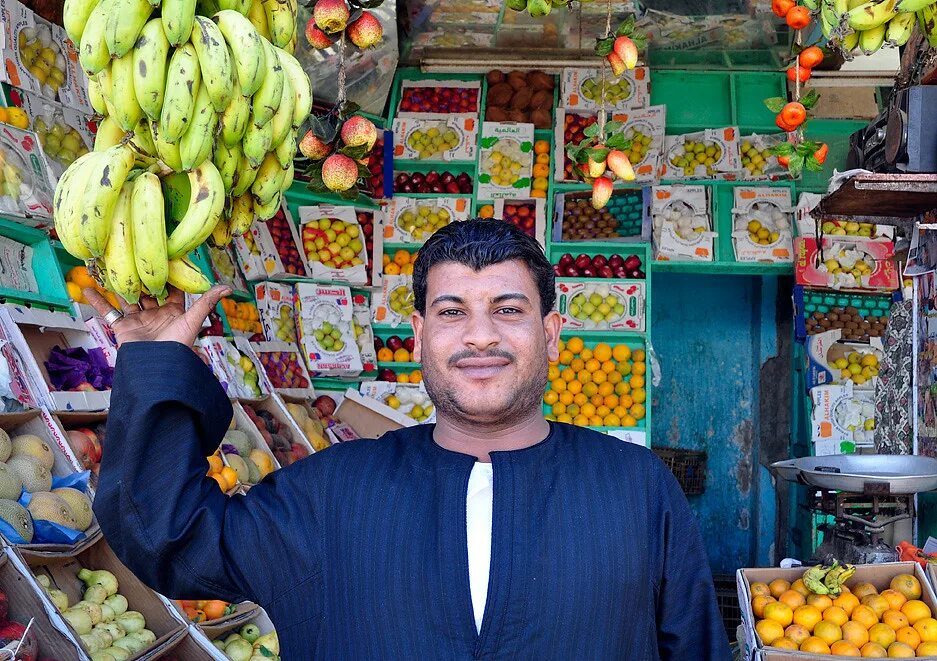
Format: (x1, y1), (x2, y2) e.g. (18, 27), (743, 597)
(652, 446), (707, 496)
(713, 574), (742, 641)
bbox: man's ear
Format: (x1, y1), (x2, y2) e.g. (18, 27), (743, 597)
(410, 312), (424, 362)
(543, 310), (562, 362)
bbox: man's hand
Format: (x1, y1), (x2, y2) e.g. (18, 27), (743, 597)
(85, 285), (231, 347)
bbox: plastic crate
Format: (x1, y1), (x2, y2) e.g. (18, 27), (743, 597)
(0, 216), (71, 309)
(792, 285), (897, 342)
(652, 446), (707, 495)
(796, 119), (869, 192)
(713, 574), (743, 640)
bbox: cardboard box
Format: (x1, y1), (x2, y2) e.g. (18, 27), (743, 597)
(0, 234), (39, 292)
(335, 389), (408, 439)
(238, 396), (314, 467)
(382, 196), (470, 244)
(561, 66), (650, 112)
(493, 198), (547, 248)
(739, 133), (790, 182)
(552, 188), (651, 244)
(659, 128), (743, 181)
(805, 330), (883, 391)
(358, 381), (435, 425)
(193, 608), (277, 660)
(254, 282), (297, 344)
(731, 186), (794, 264)
(227, 400), (281, 485)
(477, 122), (534, 200)
(278, 395), (332, 452)
(42, 408), (105, 478)
(297, 205), (369, 286)
(352, 294), (377, 373)
(206, 244), (249, 297)
(370, 274), (414, 329)
(795, 192), (895, 241)
(795, 236), (900, 292)
(395, 78), (482, 118)
(0, 305), (111, 411)
(24, 538), (187, 660)
(738, 562), (937, 661)
(555, 280), (645, 332)
(295, 283), (363, 378)
(252, 205), (307, 279)
(392, 115), (478, 163)
(249, 341), (314, 398)
(553, 108), (635, 184)
(651, 185), (714, 262)
(196, 337), (267, 401)
(150, 627), (218, 660)
(810, 382), (875, 456)
(231, 231), (265, 282)
(0, 123), (57, 219)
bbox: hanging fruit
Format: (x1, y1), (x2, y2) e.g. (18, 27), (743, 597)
(300, 112), (381, 197)
(304, 0), (386, 51)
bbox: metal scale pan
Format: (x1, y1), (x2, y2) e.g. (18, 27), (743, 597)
(770, 455), (937, 494)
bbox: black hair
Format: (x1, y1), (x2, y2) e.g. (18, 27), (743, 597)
(412, 219), (556, 317)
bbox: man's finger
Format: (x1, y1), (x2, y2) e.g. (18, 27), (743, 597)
(139, 295), (159, 311)
(166, 286), (185, 307)
(83, 288), (115, 318)
(184, 285), (231, 328)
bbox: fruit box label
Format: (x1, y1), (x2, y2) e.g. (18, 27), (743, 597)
(795, 236), (899, 292)
(804, 329), (884, 391)
(371, 274), (414, 328)
(651, 185), (714, 261)
(352, 299), (377, 372)
(249, 340), (315, 399)
(0, 124), (55, 218)
(810, 382), (875, 454)
(0, 235), (37, 293)
(477, 122), (535, 201)
(731, 186), (794, 264)
(561, 67), (651, 112)
(392, 115), (477, 163)
(294, 283), (363, 377)
(254, 282), (298, 345)
(493, 198), (547, 248)
(555, 281), (646, 332)
(383, 197), (470, 244)
(659, 128), (742, 181)
(233, 228), (267, 281)
(298, 205), (368, 286)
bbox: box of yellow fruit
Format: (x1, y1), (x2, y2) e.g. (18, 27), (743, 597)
(544, 337), (647, 431)
(795, 193), (895, 242)
(561, 66), (650, 112)
(477, 122), (534, 200)
(805, 330), (883, 391)
(795, 236), (900, 293)
(660, 128), (742, 181)
(382, 197), (470, 244)
(732, 187), (794, 264)
(739, 561), (937, 659)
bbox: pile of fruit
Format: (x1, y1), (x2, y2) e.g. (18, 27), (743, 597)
(481, 139), (528, 188)
(559, 194), (645, 241)
(580, 76), (632, 105)
(383, 249), (418, 277)
(207, 244), (244, 291)
(266, 210), (306, 277)
(393, 170), (473, 195)
(304, 0), (383, 51)
(376, 367), (422, 384)
(209, 622), (279, 660)
(821, 244), (877, 286)
(531, 140), (550, 198)
(833, 349), (880, 387)
(0, 431), (96, 543)
(63, 424), (104, 478)
(65, 265), (121, 308)
(375, 335), (415, 363)
(404, 124), (462, 160)
(365, 136), (384, 198)
(804, 305), (889, 340)
(242, 403), (308, 467)
(33, 116), (90, 168)
(742, 217), (784, 246)
(484, 70), (554, 129)
(400, 86), (479, 114)
(384, 387), (434, 422)
(566, 286), (631, 325)
(55, 0), (310, 302)
(284, 402), (330, 451)
(40, 566), (157, 657)
(225, 348), (263, 398)
(394, 204), (453, 242)
(301, 217), (366, 271)
(553, 252), (645, 279)
(653, 200), (709, 240)
(220, 299), (263, 337)
(356, 211), (375, 275)
(175, 598), (233, 623)
(668, 138), (725, 177)
(750, 564), (937, 657)
(386, 283), (415, 318)
(562, 114), (598, 181)
(206, 425), (275, 491)
(545, 339), (647, 428)
(266, 304), (297, 343)
(622, 125), (653, 166)
(17, 26), (67, 98)
(257, 351), (309, 390)
(821, 221), (879, 238)
(498, 203), (539, 239)
(740, 140), (775, 178)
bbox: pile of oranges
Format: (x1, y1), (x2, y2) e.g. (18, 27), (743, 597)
(64, 265), (121, 308)
(176, 599), (232, 623)
(395, 369), (422, 383)
(376, 346), (413, 362)
(383, 249), (418, 276)
(220, 298), (263, 335)
(751, 572), (937, 657)
(545, 337), (646, 428)
(205, 454), (240, 493)
(531, 140), (550, 199)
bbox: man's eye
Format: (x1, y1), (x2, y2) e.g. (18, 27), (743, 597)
(497, 307), (521, 315)
(439, 309), (463, 316)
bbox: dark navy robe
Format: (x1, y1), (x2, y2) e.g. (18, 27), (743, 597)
(94, 342), (731, 660)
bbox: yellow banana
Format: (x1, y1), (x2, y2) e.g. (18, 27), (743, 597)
(109, 50), (144, 131)
(848, 0), (899, 30)
(246, 0), (271, 40)
(167, 257), (212, 293)
(166, 161), (226, 258)
(214, 10), (266, 96)
(79, 144), (137, 257)
(896, 0), (934, 12)
(64, 0), (102, 46)
(79, 0), (113, 74)
(130, 172), (168, 298)
(250, 39), (283, 127)
(242, 119), (273, 167)
(53, 152), (98, 260)
(93, 117), (126, 151)
(105, 0), (153, 58)
(274, 131), (296, 168)
(159, 43), (201, 143)
(95, 68), (119, 118)
(150, 121), (184, 171)
(251, 152), (286, 205)
(860, 22), (888, 52)
(129, 117), (157, 157)
(87, 74), (108, 115)
(132, 18), (170, 121)
(227, 191), (254, 236)
(286, 30), (296, 55)
(211, 215), (232, 247)
(280, 160), (294, 193)
(161, 0), (196, 46)
(262, 0), (294, 47)
(190, 16), (235, 112)
(179, 84), (218, 170)
(220, 91), (250, 146)
(886, 11), (916, 44)
(213, 141), (242, 194)
(835, 0), (851, 13)
(276, 48), (312, 128)
(253, 190), (281, 220)
(921, 4), (937, 46)
(231, 155), (259, 196)
(842, 29), (861, 50)
(269, 69), (295, 148)
(103, 184), (142, 304)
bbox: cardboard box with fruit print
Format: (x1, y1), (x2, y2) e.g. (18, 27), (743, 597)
(371, 274), (414, 329)
(392, 115), (478, 163)
(295, 283), (363, 378)
(794, 192), (894, 241)
(561, 66), (650, 112)
(651, 185), (715, 262)
(477, 122), (534, 200)
(659, 127), (742, 181)
(382, 196), (470, 244)
(0, 123), (57, 219)
(739, 133), (790, 182)
(804, 329), (883, 391)
(254, 282), (298, 345)
(251, 205), (307, 279)
(555, 280), (646, 332)
(231, 230), (266, 282)
(298, 205), (369, 286)
(732, 186), (794, 263)
(249, 342), (314, 399)
(795, 237), (899, 292)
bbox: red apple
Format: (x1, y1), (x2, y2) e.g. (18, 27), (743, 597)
(574, 254), (591, 269)
(592, 255), (607, 268)
(314, 395), (337, 416)
(386, 336), (403, 351)
(403, 337), (415, 352)
(66, 430), (97, 469)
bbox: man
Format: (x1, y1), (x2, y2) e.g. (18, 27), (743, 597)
(89, 220), (730, 660)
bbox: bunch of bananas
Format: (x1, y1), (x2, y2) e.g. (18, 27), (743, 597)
(815, 0), (933, 55)
(54, 0), (311, 303)
(802, 560), (856, 597)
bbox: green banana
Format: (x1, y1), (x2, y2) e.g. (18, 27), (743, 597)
(261, 0), (294, 48)
(896, 0), (935, 12)
(214, 10), (266, 96)
(132, 18), (170, 121)
(919, 3), (937, 45)
(802, 0), (819, 9)
(105, 0), (153, 58)
(79, 0), (113, 74)
(161, 0), (197, 46)
(167, 257), (212, 293)
(166, 161), (226, 259)
(842, 29), (861, 50)
(860, 22), (888, 52)
(269, 70), (295, 148)
(190, 16), (235, 112)
(251, 153), (286, 206)
(213, 141), (242, 194)
(64, 0), (102, 45)
(109, 50), (144, 131)
(150, 121), (183, 171)
(210, 215), (232, 247)
(280, 160), (294, 193)
(129, 117), (156, 157)
(275, 48), (312, 128)
(220, 91), (250, 146)
(246, 0), (271, 40)
(802, 565), (831, 595)
(130, 172), (168, 298)
(87, 74), (108, 115)
(95, 68), (119, 118)
(274, 132), (296, 168)
(227, 191), (254, 235)
(242, 118), (273, 167)
(103, 185), (142, 304)
(53, 152), (98, 260)
(79, 144), (137, 257)
(231, 155), (259, 196)
(179, 84), (218, 170)
(250, 39), (283, 128)
(253, 190), (281, 220)
(886, 11), (916, 44)
(848, 0), (899, 30)
(159, 43), (201, 143)
(93, 117), (126, 151)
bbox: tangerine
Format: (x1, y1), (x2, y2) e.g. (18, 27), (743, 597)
(852, 605), (880, 629)
(771, 637), (798, 649)
(785, 623), (811, 645)
(800, 636), (831, 654)
(791, 579), (810, 597)
(863, 595), (891, 618)
(753, 595), (776, 618)
(859, 641), (887, 657)
(901, 600), (931, 625)
(813, 620), (842, 645)
(894, 625), (919, 649)
(830, 640), (861, 657)
(890, 575), (922, 601)
(566, 337), (585, 354)
(881, 610), (909, 631)
(807, 594), (834, 611)
(868, 623), (896, 648)
(593, 343), (612, 362)
(765, 602), (794, 627)
(785, 5), (811, 29)
(914, 616), (937, 642)
(823, 606), (849, 627)
(612, 344), (631, 361)
(835, 592), (861, 616)
(854, 584), (880, 600)
(756, 619), (786, 645)
(886, 641), (914, 658)
(793, 604), (823, 631)
(842, 620), (870, 647)
(880, 590), (907, 612)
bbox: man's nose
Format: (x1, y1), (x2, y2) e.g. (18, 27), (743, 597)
(463, 311), (501, 352)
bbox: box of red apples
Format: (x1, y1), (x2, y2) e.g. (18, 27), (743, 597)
(251, 205), (307, 279)
(298, 205), (370, 286)
(552, 251), (646, 280)
(393, 170), (473, 195)
(42, 409), (105, 482)
(397, 79), (481, 116)
(493, 198), (546, 248)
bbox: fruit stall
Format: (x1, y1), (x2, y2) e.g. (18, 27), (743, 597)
(0, 0), (924, 656)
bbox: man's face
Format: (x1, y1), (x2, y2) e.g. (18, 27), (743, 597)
(411, 260), (561, 425)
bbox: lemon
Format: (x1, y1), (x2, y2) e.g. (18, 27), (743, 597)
(848, 363), (862, 376)
(834, 358), (849, 369)
(848, 352), (861, 365)
(861, 354), (879, 367)
(387, 395), (401, 409)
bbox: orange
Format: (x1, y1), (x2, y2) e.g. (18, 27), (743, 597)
(771, 637), (798, 649)
(202, 600), (227, 621)
(597, 382), (615, 397)
(890, 575), (922, 601)
(384, 263), (401, 275)
(548, 364), (560, 380)
(793, 604), (823, 631)
(601, 395), (618, 409)
(632, 389), (647, 404)
(607, 371), (622, 385)
(220, 466), (238, 490)
(567, 381), (582, 395)
(560, 367), (576, 382)
(601, 360), (616, 374)
(584, 358), (600, 373)
(765, 602), (794, 627)
(67, 266), (97, 289)
(785, 623), (811, 645)
(534, 140), (550, 155)
(914, 616), (937, 642)
(835, 592), (861, 616)
(377, 347), (393, 362)
(570, 358), (585, 372)
(752, 595), (776, 618)
(573, 415), (589, 426)
(210, 473), (227, 490)
(775, 590), (803, 611)
(66, 282), (84, 303)
(559, 391), (573, 405)
(566, 337), (584, 354)
(587, 415), (603, 426)
(886, 641), (915, 658)
(860, 641), (888, 657)
(894, 625), (919, 649)
(393, 249), (411, 266)
(868, 623), (896, 648)
(6, 108), (27, 129)
(603, 414), (621, 427)
(590, 394), (604, 408)
(814, 620), (842, 645)
(791, 579), (810, 597)
(632, 361), (646, 376)
(807, 594), (834, 611)
(593, 343), (612, 362)
(551, 403), (566, 416)
(612, 344), (631, 362)
(206, 455), (223, 473)
(756, 619), (785, 645)
(853, 605), (880, 630)
(579, 373), (595, 388)
(824, 605), (849, 626)
(917, 641), (937, 655)
(629, 374), (645, 389)
(614, 382), (630, 396)
(800, 636), (831, 654)
(397, 373), (410, 384)
(880, 590), (907, 612)
(580, 348), (593, 361)
(478, 205), (495, 219)
(591, 370), (607, 385)
(393, 348), (411, 362)
(532, 163), (550, 178)
(535, 153), (550, 164)
(409, 370), (423, 383)
(629, 403), (646, 420)
(854, 584), (880, 600)
(900, 600), (931, 625)
(863, 595), (891, 618)
(558, 350), (574, 365)
(830, 641), (862, 657)
(622, 415), (638, 427)
(544, 391), (559, 405)
(573, 393), (587, 406)
(842, 621), (870, 647)
(881, 610), (909, 631)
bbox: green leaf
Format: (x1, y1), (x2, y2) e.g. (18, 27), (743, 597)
(631, 33), (648, 51)
(606, 134), (627, 150)
(594, 38), (614, 57)
(574, 150), (590, 165)
(308, 114), (338, 144)
(583, 123), (599, 138)
(604, 120), (623, 133)
(337, 101), (361, 119)
(513, 178), (530, 188)
(768, 142), (795, 156)
(795, 142), (816, 158)
(805, 156), (823, 172)
(788, 154), (805, 179)
(356, 163), (370, 179)
(258, 645), (275, 658)
(800, 89), (821, 110)
(339, 143), (371, 160)
(338, 186), (360, 201)
(763, 97), (786, 114)
(615, 15), (636, 36)
(589, 147), (609, 162)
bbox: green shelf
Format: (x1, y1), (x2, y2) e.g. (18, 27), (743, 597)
(377, 361), (421, 370)
(651, 260), (793, 275)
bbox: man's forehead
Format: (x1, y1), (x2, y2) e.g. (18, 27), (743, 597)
(425, 260), (538, 294)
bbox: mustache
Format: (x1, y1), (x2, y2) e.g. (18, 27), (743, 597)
(447, 348), (515, 367)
